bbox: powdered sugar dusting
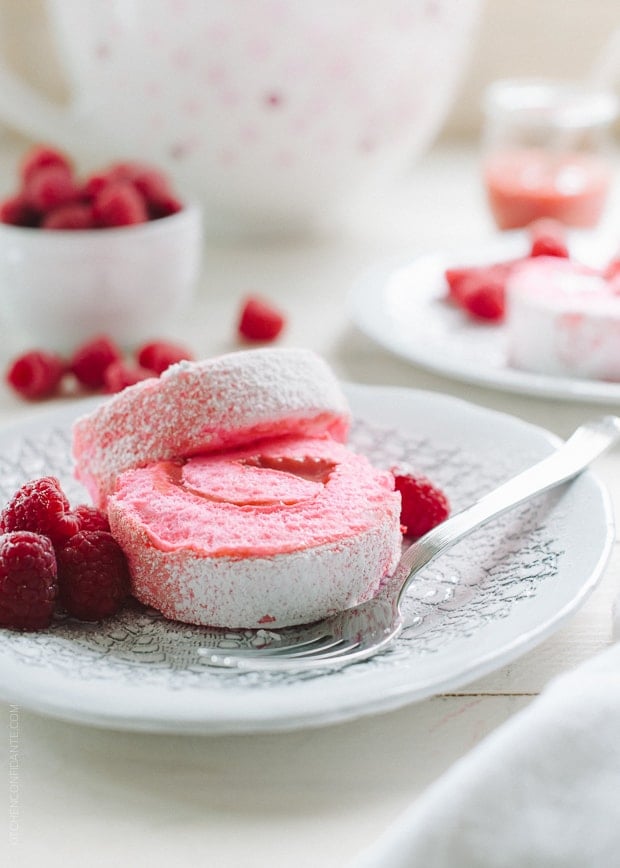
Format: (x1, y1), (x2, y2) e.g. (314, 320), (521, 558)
(72, 348), (350, 506)
(113, 520), (400, 630)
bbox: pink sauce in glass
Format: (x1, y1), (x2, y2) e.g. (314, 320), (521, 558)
(484, 147), (612, 229)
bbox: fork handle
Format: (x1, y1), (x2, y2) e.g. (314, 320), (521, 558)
(395, 415), (620, 605)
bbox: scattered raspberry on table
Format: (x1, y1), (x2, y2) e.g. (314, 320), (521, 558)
(69, 335), (124, 390)
(5, 349), (65, 400)
(136, 340), (194, 375)
(103, 359), (152, 393)
(238, 296), (286, 341)
(5, 333), (198, 401)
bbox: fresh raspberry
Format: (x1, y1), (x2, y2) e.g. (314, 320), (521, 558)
(57, 530), (130, 621)
(103, 360), (152, 393)
(0, 193), (39, 227)
(42, 202), (95, 230)
(445, 261), (516, 307)
(0, 476), (81, 546)
(19, 144), (72, 184)
(80, 171), (111, 200)
(71, 504), (110, 533)
(103, 161), (166, 195)
(393, 474), (450, 538)
(147, 192), (183, 219)
(459, 277), (506, 321)
(0, 531), (58, 630)
(528, 218), (569, 259)
(136, 340), (194, 375)
(445, 265), (478, 304)
(23, 164), (78, 214)
(69, 335), (123, 389)
(238, 296), (286, 341)
(530, 236), (569, 258)
(124, 165), (170, 202)
(92, 180), (148, 227)
(81, 168), (121, 201)
(6, 350), (66, 400)
(130, 167), (183, 218)
(99, 161), (148, 183)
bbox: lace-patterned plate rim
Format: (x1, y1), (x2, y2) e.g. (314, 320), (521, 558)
(348, 229), (620, 405)
(0, 385), (614, 734)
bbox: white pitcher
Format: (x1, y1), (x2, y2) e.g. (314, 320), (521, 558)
(0, 0), (480, 235)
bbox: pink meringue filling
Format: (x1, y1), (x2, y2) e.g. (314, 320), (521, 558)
(110, 434), (398, 557)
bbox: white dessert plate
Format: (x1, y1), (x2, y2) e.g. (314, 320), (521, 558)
(0, 386), (613, 734)
(349, 231), (620, 404)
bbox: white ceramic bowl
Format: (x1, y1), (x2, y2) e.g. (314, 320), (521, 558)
(0, 204), (202, 355)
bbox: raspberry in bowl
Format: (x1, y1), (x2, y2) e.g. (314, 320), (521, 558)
(0, 145), (202, 355)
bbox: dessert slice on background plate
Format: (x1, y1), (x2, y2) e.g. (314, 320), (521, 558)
(505, 256), (620, 381)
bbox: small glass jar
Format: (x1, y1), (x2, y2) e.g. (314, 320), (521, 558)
(481, 78), (619, 230)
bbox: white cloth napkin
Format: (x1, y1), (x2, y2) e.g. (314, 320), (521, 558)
(350, 637), (620, 868)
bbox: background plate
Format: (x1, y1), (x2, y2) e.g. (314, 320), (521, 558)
(349, 231), (620, 403)
(0, 385), (613, 733)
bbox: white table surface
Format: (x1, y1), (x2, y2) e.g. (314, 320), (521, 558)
(1, 141), (619, 867)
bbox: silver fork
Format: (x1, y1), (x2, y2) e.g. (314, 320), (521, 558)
(204, 415), (620, 672)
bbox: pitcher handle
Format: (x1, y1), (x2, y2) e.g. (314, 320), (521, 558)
(0, 26), (83, 149)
